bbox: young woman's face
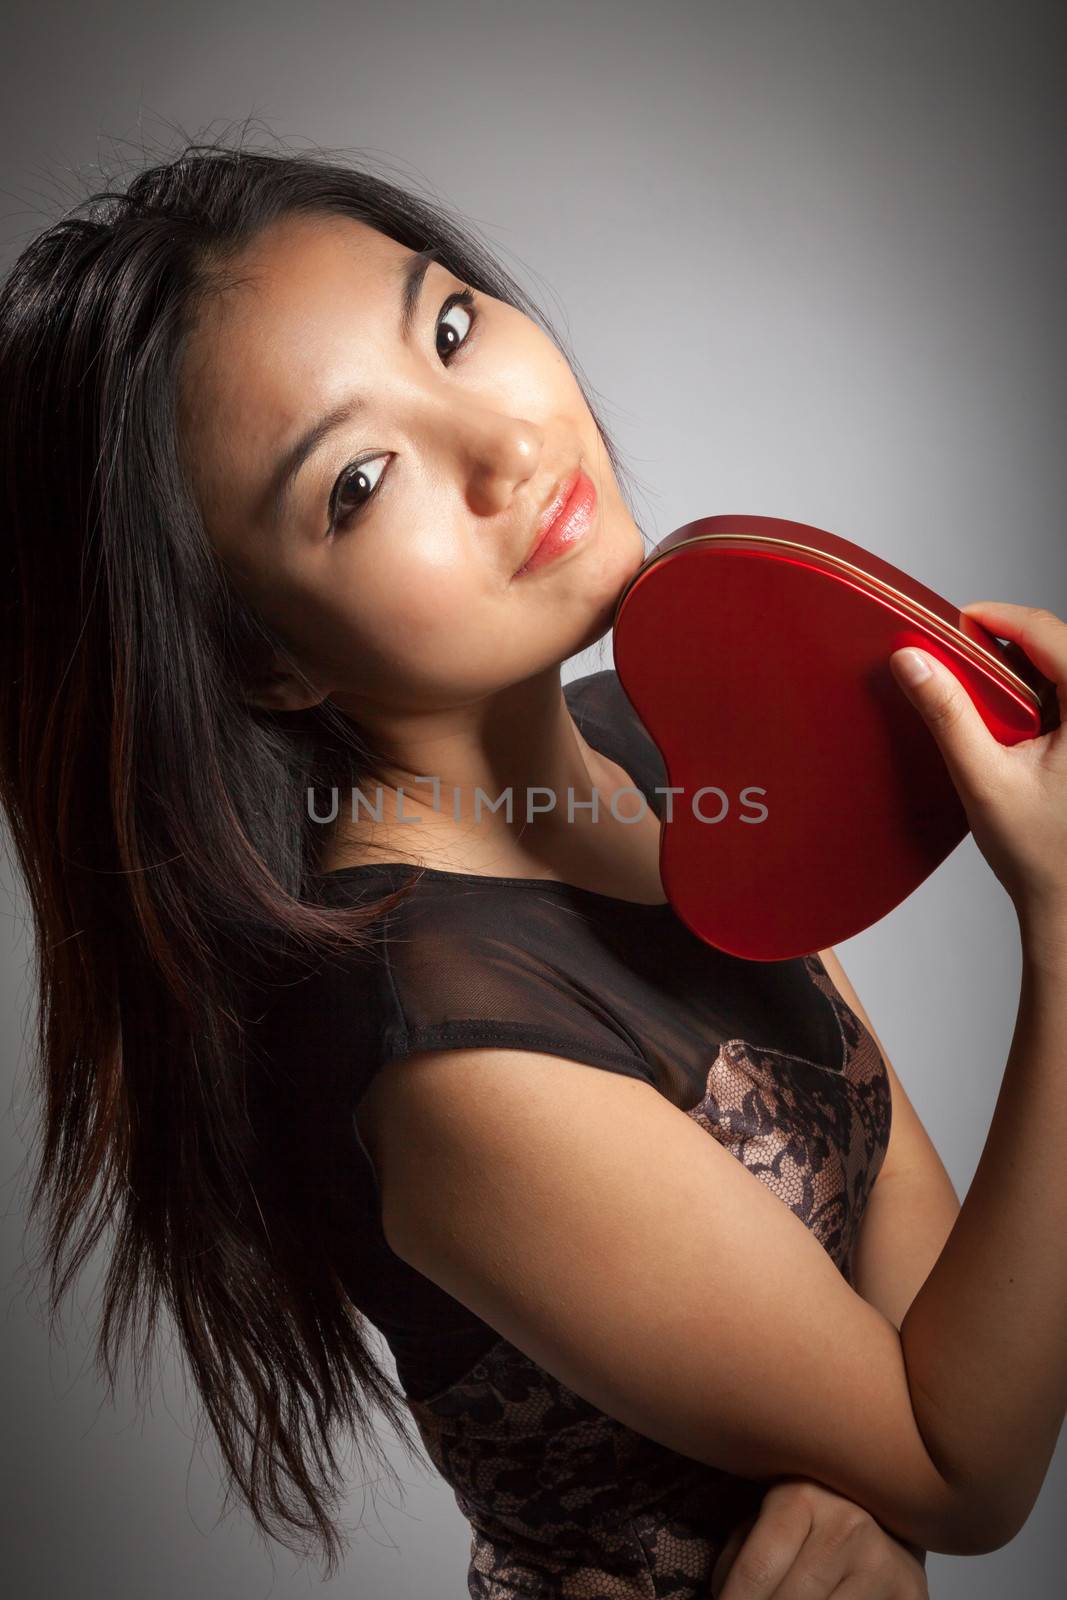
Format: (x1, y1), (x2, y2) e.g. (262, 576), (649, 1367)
(179, 212), (646, 715)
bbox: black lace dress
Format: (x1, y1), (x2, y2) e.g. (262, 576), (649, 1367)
(254, 668), (893, 1599)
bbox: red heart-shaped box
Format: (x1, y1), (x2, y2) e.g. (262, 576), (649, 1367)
(612, 514), (1059, 961)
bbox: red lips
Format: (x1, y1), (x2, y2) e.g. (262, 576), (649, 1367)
(519, 467), (583, 572)
(515, 469), (599, 577)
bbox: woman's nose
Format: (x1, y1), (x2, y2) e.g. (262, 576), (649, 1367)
(458, 412), (545, 517)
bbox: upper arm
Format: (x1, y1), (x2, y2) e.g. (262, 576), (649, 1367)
(817, 948), (961, 1330)
(364, 1044), (986, 1556)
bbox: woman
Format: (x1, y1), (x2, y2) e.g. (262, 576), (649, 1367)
(2, 139), (1063, 1598)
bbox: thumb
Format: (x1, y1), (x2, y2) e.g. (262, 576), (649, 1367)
(889, 646), (1000, 804)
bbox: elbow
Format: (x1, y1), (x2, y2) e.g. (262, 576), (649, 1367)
(962, 1495), (1032, 1557)
(928, 1477), (1032, 1557)
(932, 1517), (1015, 1559)
(937, 1513), (1024, 1558)
(902, 1378), (1033, 1555)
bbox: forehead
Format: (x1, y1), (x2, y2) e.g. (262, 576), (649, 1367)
(178, 214), (409, 524)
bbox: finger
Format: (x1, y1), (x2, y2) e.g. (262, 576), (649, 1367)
(889, 647), (1004, 803)
(769, 1519), (871, 1600)
(713, 1503), (812, 1598)
(959, 601), (1067, 693)
(822, 1525), (926, 1599)
(710, 1518), (754, 1598)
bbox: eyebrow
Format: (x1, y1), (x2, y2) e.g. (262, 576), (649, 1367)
(265, 245), (440, 530)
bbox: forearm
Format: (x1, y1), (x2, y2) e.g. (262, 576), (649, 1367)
(899, 926), (1067, 1542)
(852, 1159), (961, 1333)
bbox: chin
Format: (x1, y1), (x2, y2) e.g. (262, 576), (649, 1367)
(547, 517), (647, 658)
(571, 581), (624, 657)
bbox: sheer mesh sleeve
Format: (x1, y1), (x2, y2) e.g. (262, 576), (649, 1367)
(361, 884), (658, 1089)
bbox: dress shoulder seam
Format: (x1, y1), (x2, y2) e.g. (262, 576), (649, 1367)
(385, 1018), (655, 1083)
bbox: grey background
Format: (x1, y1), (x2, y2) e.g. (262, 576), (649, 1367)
(2, 1), (1065, 1594)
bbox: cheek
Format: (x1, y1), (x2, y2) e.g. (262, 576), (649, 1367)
(295, 543), (475, 676)
(367, 533), (473, 623)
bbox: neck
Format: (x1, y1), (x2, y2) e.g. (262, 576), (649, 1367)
(323, 667), (637, 874)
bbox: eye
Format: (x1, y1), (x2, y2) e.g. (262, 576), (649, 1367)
(435, 287), (477, 364)
(328, 453), (390, 534)
(325, 286), (480, 537)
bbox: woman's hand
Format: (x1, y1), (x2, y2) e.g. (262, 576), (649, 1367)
(889, 601), (1067, 935)
(709, 1479), (928, 1598)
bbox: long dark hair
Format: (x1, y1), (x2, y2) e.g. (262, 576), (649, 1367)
(0, 130), (646, 1573)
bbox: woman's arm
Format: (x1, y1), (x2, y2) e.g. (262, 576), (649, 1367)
(883, 603), (1067, 1538)
(819, 946), (962, 1331)
(895, 935), (1067, 1536)
(376, 1042), (976, 1551)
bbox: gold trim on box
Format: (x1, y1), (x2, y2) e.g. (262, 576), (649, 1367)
(616, 532), (1042, 712)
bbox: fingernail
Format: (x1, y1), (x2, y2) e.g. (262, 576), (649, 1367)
(894, 648), (932, 686)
